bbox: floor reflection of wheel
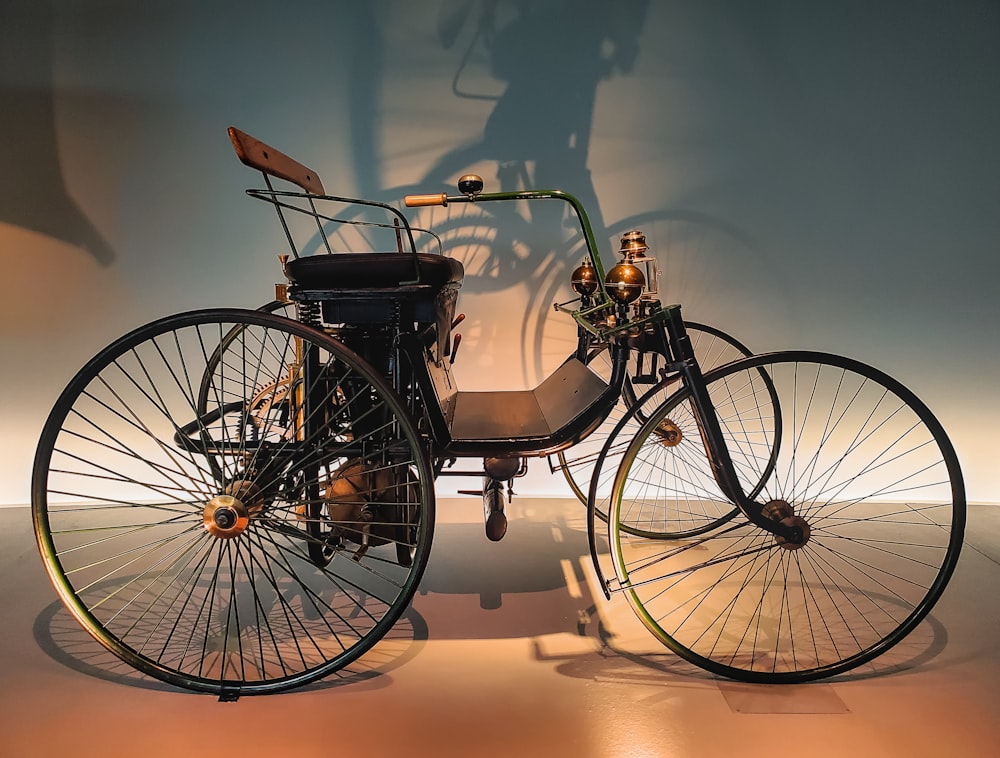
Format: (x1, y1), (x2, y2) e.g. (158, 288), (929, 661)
(556, 323), (756, 531)
(608, 351), (965, 683)
(32, 308), (434, 694)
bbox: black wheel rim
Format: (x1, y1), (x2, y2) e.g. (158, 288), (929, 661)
(32, 308), (434, 694)
(610, 351), (965, 682)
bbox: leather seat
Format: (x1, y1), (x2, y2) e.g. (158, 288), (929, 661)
(284, 253), (464, 291)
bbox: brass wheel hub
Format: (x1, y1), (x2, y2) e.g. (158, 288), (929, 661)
(654, 418), (683, 447)
(203, 494), (250, 539)
(763, 499), (811, 551)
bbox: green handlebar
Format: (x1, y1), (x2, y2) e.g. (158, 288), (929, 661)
(405, 187), (610, 298)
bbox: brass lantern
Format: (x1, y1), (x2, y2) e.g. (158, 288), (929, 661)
(619, 230), (649, 259)
(605, 231), (648, 304)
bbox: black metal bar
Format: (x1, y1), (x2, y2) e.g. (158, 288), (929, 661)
(245, 187), (427, 282)
(261, 175), (300, 258)
(662, 306), (797, 541)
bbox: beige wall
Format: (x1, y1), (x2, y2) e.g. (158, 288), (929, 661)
(2, 0), (997, 502)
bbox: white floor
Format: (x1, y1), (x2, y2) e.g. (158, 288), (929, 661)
(2, 498), (998, 758)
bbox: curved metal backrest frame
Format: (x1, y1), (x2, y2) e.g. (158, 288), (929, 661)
(229, 126), (441, 287)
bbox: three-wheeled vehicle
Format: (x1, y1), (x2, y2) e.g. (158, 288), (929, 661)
(32, 128), (965, 695)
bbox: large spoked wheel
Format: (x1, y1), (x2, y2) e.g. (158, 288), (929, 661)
(609, 351), (965, 683)
(32, 308), (434, 695)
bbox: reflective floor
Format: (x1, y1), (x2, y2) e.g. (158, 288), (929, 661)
(2, 499), (998, 757)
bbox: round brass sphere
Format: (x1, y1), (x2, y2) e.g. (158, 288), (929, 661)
(605, 262), (645, 304)
(570, 259), (599, 296)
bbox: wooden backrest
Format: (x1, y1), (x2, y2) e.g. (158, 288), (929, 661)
(228, 126), (326, 195)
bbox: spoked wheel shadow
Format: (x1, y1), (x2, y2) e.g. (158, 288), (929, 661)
(33, 588), (430, 695)
(537, 586), (953, 688)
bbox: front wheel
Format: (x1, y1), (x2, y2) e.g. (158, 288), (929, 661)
(32, 308), (434, 694)
(609, 351), (965, 683)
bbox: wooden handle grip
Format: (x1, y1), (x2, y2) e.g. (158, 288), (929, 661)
(404, 193), (449, 207)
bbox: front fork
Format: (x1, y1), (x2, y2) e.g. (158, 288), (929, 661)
(659, 306), (803, 545)
(587, 305), (804, 598)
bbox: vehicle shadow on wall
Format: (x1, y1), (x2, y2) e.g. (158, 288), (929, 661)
(0, 0), (114, 266)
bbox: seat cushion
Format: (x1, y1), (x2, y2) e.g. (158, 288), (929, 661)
(285, 253), (464, 290)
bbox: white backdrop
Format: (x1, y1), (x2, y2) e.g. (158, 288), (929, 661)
(2, 0), (997, 503)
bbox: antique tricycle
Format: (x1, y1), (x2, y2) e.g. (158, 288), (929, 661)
(31, 127), (965, 696)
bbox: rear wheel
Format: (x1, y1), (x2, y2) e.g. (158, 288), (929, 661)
(32, 308), (434, 694)
(608, 351), (965, 682)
